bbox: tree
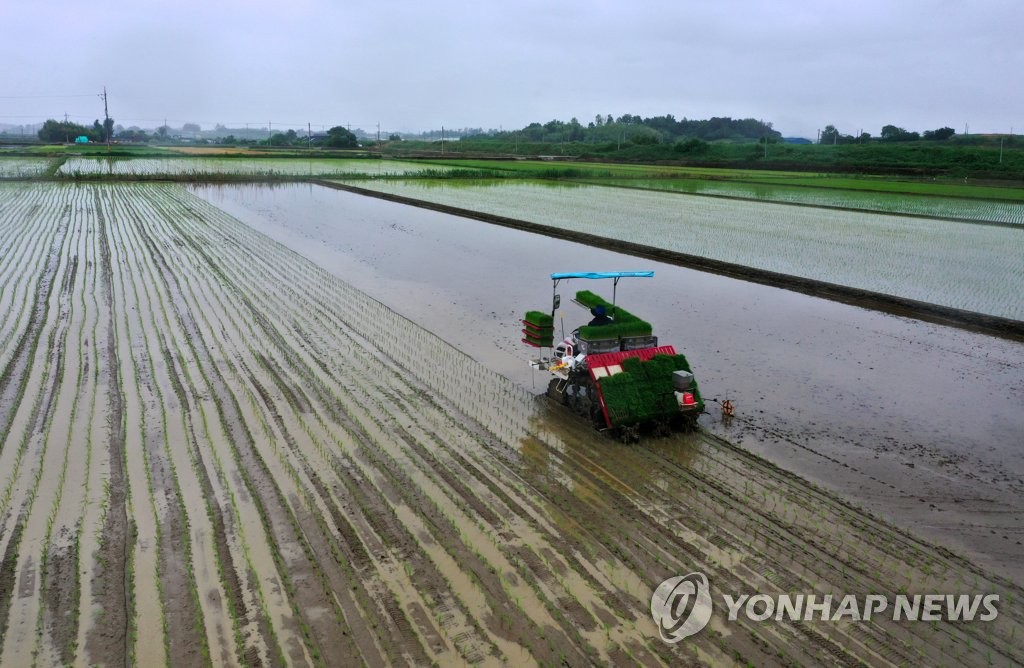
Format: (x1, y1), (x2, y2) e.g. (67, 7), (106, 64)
(322, 126), (357, 148)
(268, 129), (299, 146)
(881, 124), (920, 142)
(923, 126), (955, 140)
(674, 138), (709, 155)
(115, 128), (149, 142)
(37, 119), (91, 143)
(182, 122), (201, 133)
(820, 125), (840, 144)
(388, 133), (402, 141)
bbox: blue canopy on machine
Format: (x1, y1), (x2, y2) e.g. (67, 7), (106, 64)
(550, 271), (654, 280)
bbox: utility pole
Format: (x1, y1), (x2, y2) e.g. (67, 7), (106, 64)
(99, 86), (111, 146)
(308, 122), (312, 150)
(441, 125), (445, 154)
(999, 137), (1004, 164)
(268, 121), (272, 143)
(376, 122), (380, 143)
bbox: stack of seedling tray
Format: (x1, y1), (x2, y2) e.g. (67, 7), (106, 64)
(522, 310), (555, 348)
(574, 290), (652, 341)
(599, 354), (703, 425)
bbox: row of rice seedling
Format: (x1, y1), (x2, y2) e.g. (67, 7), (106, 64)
(0, 184), (62, 375)
(109, 186), (229, 664)
(594, 178), (1024, 225)
(0, 157), (56, 178)
(56, 156), (450, 178)
(349, 179), (1024, 320)
(153, 185), (586, 663)
(1, 182), (1019, 665)
(126, 181), (329, 662)
(153, 181), (421, 661)
(0, 185), (84, 666)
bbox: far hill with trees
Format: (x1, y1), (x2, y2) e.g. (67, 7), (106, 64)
(819, 124), (958, 144)
(377, 114), (1020, 179)
(464, 114), (782, 146)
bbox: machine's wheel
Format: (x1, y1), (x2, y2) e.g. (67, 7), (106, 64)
(618, 424), (641, 444)
(678, 413), (699, 432)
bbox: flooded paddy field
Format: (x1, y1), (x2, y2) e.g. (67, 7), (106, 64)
(56, 156), (448, 178)
(587, 177), (1024, 225)
(344, 179), (1024, 321)
(0, 157), (55, 179)
(0, 181), (1021, 665)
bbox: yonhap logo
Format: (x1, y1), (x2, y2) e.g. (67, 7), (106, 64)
(651, 571), (1000, 644)
(650, 572), (713, 643)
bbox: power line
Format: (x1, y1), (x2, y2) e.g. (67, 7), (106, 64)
(0, 93), (98, 99)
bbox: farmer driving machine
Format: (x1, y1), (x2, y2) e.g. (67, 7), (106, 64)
(523, 271), (704, 442)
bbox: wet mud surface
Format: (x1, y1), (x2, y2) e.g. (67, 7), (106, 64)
(0, 181), (1020, 665)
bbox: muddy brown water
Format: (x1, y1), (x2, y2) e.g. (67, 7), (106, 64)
(191, 182), (1024, 584)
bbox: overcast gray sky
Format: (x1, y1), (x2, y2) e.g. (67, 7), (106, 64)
(2, 0), (1021, 138)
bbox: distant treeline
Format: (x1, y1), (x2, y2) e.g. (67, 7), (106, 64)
(463, 114), (782, 145)
(382, 135), (1024, 180)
